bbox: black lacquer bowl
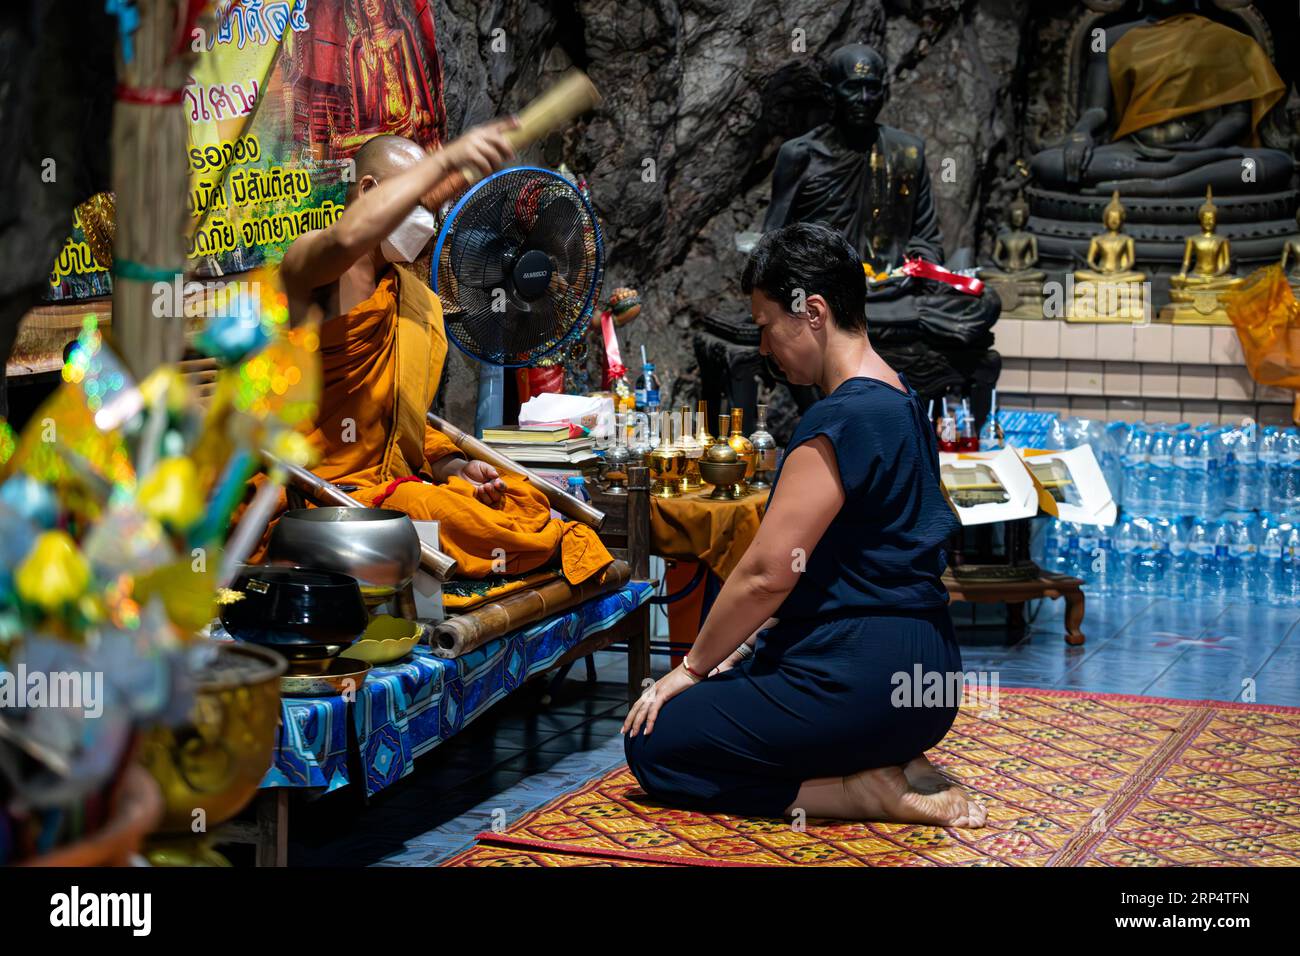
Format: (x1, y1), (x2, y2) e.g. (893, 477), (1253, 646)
(220, 566), (369, 671)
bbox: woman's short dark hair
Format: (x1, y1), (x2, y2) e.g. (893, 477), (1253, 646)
(741, 222), (867, 333)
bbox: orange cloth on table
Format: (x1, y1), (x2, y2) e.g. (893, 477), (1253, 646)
(300, 264), (613, 584)
(1108, 14), (1285, 144)
(649, 491), (767, 581)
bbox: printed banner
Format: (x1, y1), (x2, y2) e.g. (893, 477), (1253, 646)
(46, 0), (447, 300)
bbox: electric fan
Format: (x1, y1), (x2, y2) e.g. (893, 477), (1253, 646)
(432, 166), (603, 434)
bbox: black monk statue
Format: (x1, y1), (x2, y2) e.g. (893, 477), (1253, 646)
(762, 42), (1000, 418)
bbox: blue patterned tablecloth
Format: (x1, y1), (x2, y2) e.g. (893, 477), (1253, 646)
(261, 581), (652, 796)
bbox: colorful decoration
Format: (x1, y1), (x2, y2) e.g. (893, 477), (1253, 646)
(0, 265), (320, 862)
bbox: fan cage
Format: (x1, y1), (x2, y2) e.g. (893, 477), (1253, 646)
(432, 166), (604, 368)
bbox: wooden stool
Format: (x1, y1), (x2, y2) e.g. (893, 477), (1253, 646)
(944, 571), (1086, 646)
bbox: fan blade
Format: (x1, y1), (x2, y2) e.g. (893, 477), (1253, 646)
(522, 192), (582, 255)
(447, 225), (509, 290)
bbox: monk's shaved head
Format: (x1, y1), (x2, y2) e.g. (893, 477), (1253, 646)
(349, 134), (425, 199)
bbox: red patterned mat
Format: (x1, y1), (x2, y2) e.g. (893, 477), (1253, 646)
(442, 689), (1300, 867)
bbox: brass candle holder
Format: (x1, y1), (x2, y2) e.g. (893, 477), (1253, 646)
(677, 405), (705, 492)
(648, 411), (685, 498)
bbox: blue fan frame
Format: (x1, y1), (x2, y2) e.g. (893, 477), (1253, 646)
(431, 165), (604, 368)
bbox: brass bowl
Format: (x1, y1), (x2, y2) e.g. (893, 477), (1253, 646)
(698, 460), (748, 499)
(267, 507), (421, 597)
(280, 657), (372, 698)
(341, 616), (423, 665)
(138, 643), (286, 836)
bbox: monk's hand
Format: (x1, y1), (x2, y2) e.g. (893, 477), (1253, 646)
(461, 459), (507, 506)
(622, 665), (696, 738)
(430, 118), (518, 182)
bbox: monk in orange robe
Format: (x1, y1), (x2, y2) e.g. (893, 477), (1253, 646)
(278, 128), (611, 584)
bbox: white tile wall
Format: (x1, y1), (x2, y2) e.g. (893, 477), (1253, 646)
(1058, 322), (1097, 360)
(1029, 359), (1067, 394)
(1141, 363), (1180, 398)
(1095, 324), (1136, 362)
(1133, 324), (1173, 363)
(1066, 360), (1105, 395)
(1170, 326), (1211, 364)
(1216, 366), (1255, 401)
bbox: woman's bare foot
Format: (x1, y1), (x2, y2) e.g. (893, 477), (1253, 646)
(842, 764), (987, 828)
(903, 754), (952, 794)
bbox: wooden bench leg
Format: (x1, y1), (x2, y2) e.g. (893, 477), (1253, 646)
(256, 788), (289, 867)
(626, 602), (651, 704)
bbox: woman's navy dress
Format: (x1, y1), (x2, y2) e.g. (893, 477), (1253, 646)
(625, 374), (963, 817)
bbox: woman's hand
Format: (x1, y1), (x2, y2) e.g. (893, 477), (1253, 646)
(622, 666), (697, 738)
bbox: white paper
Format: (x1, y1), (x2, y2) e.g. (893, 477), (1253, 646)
(518, 392), (614, 440)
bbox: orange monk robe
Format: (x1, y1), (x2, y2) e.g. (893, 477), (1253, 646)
(306, 264), (612, 584)
(1109, 14), (1285, 144)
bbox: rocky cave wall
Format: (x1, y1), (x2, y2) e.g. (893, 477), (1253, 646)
(432, 0), (1055, 427)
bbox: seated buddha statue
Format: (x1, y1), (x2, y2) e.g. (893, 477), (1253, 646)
(1030, 3), (1289, 198)
(1161, 188), (1245, 324)
(1071, 191), (1147, 321)
(1280, 210), (1300, 294)
(979, 195), (1045, 318)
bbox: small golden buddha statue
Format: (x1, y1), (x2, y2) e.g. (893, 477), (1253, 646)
(1160, 187), (1244, 325)
(1070, 191), (1147, 322)
(1279, 209), (1300, 295)
(979, 194), (1046, 319)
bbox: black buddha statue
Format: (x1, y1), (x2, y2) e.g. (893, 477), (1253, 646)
(1030, 0), (1290, 198)
(1026, 0), (1298, 278)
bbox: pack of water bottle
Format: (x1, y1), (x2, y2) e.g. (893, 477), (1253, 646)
(1110, 420), (1300, 521)
(1034, 511), (1300, 606)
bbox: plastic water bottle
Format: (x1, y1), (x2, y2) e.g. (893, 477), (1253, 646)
(1129, 517), (1160, 594)
(1111, 518), (1138, 596)
(1188, 517), (1218, 600)
(1260, 428), (1281, 514)
(1278, 429), (1300, 519)
(1148, 426), (1175, 517)
(1086, 525), (1113, 595)
(1283, 525), (1300, 607)
(1076, 524), (1100, 587)
(1261, 517), (1287, 604)
(1043, 518), (1071, 576)
(1166, 517), (1190, 598)
(1121, 425), (1149, 514)
(1225, 422), (1257, 512)
(979, 389), (1003, 451)
(1101, 421), (1127, 503)
(1226, 516), (1257, 602)
(566, 475), (591, 503)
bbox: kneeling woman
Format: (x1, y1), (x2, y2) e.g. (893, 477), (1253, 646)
(624, 223), (985, 827)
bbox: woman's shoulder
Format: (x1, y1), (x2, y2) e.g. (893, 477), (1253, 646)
(800, 379), (914, 430)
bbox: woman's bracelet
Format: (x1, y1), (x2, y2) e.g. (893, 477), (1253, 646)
(681, 657), (705, 682)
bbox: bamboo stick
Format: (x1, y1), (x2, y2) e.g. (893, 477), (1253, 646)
(420, 69), (601, 210)
(428, 559), (629, 658)
(426, 411), (606, 530)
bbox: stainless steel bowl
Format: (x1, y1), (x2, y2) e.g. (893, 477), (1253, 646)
(267, 507), (421, 600)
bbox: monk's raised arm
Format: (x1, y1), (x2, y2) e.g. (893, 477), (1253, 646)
(280, 119), (518, 322)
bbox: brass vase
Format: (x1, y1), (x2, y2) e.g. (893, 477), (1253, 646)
(648, 411), (684, 498)
(728, 407), (756, 485)
(139, 642), (286, 866)
(676, 405), (705, 492)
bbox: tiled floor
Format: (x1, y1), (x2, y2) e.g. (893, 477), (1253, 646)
(285, 595), (1300, 866)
